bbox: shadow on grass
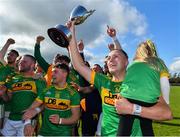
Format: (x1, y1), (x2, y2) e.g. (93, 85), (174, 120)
(154, 117), (180, 127)
(173, 117), (180, 120)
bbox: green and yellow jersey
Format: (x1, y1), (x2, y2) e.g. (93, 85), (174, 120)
(0, 64), (7, 105)
(0, 61), (4, 67)
(120, 58), (169, 103)
(45, 65), (80, 86)
(67, 68), (80, 85)
(6, 74), (46, 120)
(0, 65), (16, 107)
(36, 84), (80, 136)
(90, 70), (142, 136)
(34, 44), (81, 86)
(0, 65), (15, 84)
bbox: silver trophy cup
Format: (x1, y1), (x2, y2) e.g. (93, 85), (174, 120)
(48, 5), (95, 48)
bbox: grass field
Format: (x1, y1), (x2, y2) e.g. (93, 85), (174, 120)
(153, 86), (180, 136)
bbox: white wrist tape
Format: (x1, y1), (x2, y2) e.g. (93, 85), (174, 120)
(24, 119), (31, 126)
(59, 118), (62, 125)
(35, 107), (41, 113)
(79, 51), (84, 53)
(31, 119), (37, 127)
(133, 104), (142, 116)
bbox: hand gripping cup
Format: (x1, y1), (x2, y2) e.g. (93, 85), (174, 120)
(47, 5), (95, 48)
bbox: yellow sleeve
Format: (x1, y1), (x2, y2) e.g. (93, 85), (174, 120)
(0, 81), (5, 85)
(90, 70), (96, 85)
(35, 98), (43, 104)
(160, 71), (170, 78)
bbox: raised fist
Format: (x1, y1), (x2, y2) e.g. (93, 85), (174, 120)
(66, 20), (75, 33)
(107, 25), (116, 37)
(108, 43), (114, 51)
(7, 38), (15, 45)
(77, 40), (84, 51)
(36, 36), (45, 44)
(70, 82), (80, 91)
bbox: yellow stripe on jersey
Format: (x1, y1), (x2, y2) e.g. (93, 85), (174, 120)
(160, 71), (170, 78)
(71, 105), (80, 108)
(80, 98), (86, 111)
(54, 83), (67, 90)
(90, 70), (95, 85)
(7, 89), (12, 92)
(44, 65), (53, 86)
(0, 81), (5, 84)
(36, 98), (44, 104)
(112, 80), (123, 82)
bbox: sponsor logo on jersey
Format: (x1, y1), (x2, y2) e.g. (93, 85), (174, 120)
(45, 97), (70, 110)
(101, 87), (119, 106)
(11, 81), (37, 93)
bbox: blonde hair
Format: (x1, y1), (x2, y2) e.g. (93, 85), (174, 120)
(134, 39), (158, 61)
(134, 40), (168, 72)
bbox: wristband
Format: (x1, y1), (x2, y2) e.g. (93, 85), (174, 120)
(132, 104), (142, 116)
(79, 51), (84, 53)
(24, 119), (31, 126)
(35, 107), (41, 113)
(31, 119), (37, 127)
(59, 118), (62, 125)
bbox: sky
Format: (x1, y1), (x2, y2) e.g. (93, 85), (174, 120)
(0, 0), (179, 73)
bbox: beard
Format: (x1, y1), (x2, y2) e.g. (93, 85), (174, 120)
(7, 56), (16, 63)
(19, 66), (31, 73)
(7, 59), (15, 64)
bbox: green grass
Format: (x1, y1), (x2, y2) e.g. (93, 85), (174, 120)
(153, 86), (180, 136)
